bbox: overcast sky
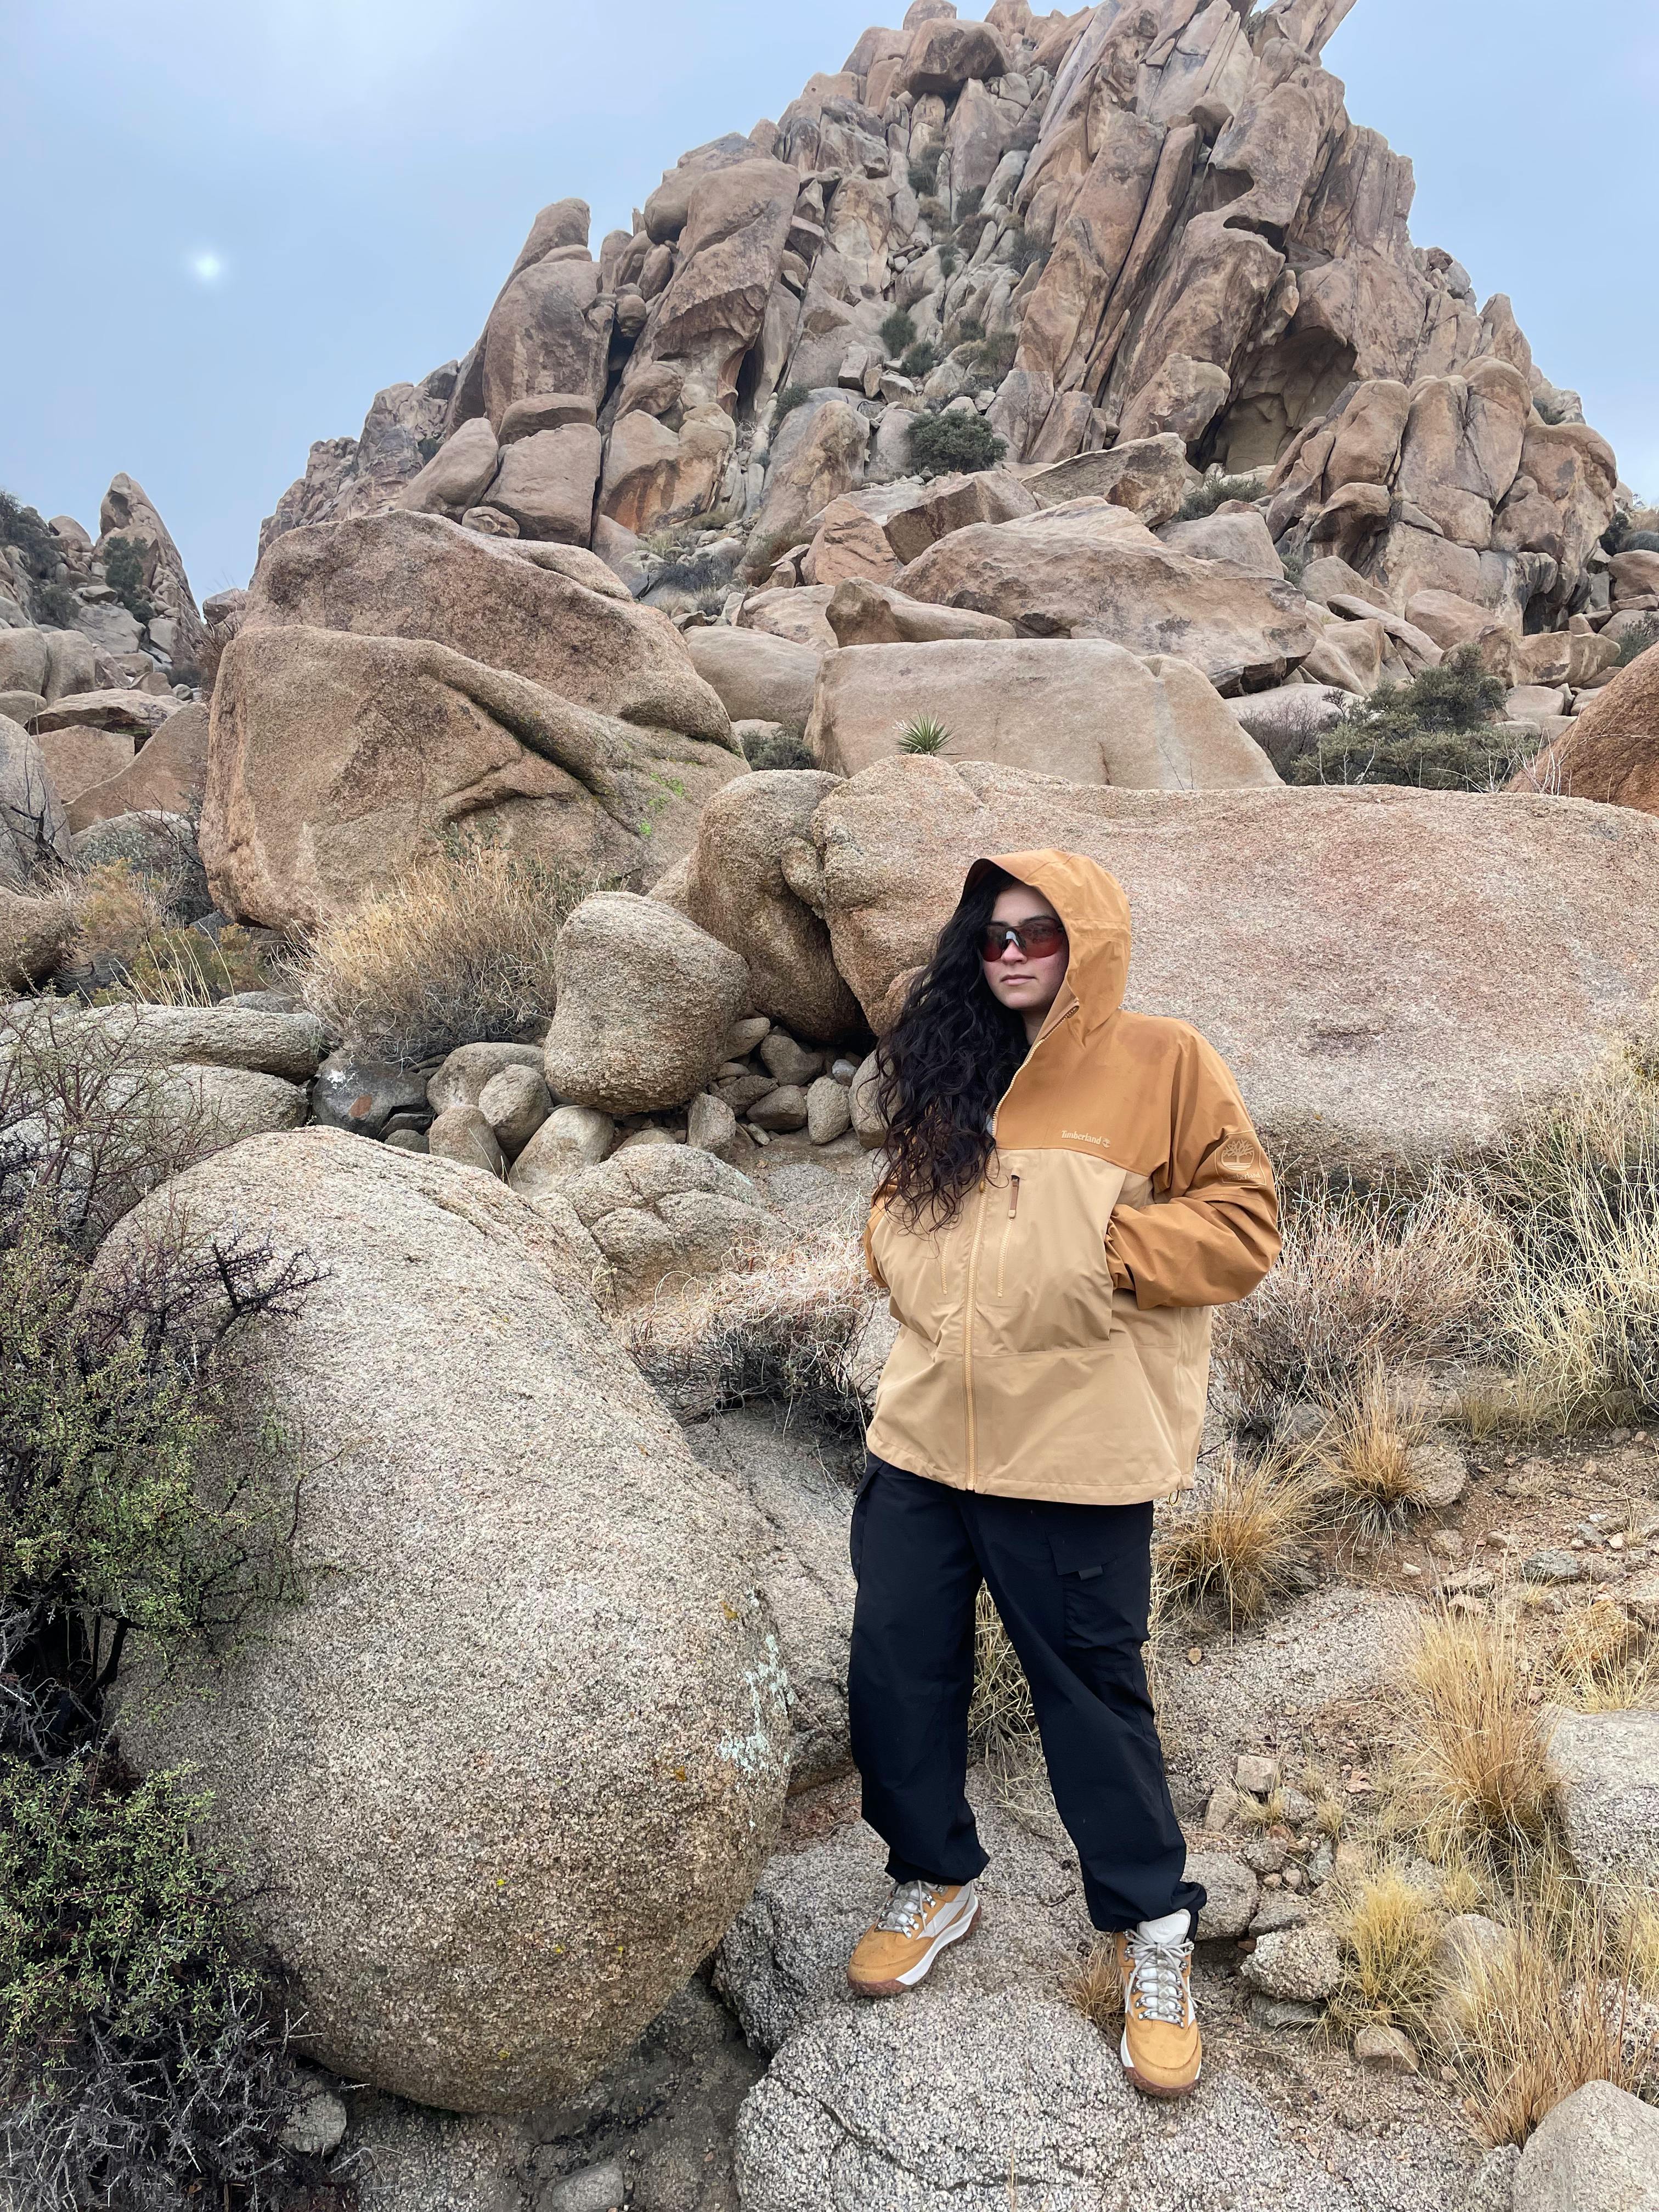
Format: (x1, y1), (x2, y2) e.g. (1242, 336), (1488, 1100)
(5, 1), (1654, 596)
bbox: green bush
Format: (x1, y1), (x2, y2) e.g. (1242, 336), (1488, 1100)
(0, 1757), (294, 2212)
(955, 316), (986, 346)
(898, 714), (950, 755)
(1615, 616), (1659, 667)
(1177, 473), (1263, 521)
(0, 492), (57, 575)
(1006, 226), (1047, 276)
(0, 1009), (322, 2210)
(99, 537), (154, 625)
(972, 330), (1018, 381)
(879, 307), (918, 359)
(741, 726), (816, 771)
(1623, 530), (1659, 555)
(936, 243), (960, 279)
(1286, 647), (1515, 791)
(908, 410), (1007, 479)
(907, 144), (943, 194)
(773, 382), (811, 423)
(33, 580), (79, 629)
(900, 340), (940, 382)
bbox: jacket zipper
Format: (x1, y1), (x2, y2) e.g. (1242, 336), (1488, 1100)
(962, 1182), (990, 1489)
(995, 1174), (1020, 1298)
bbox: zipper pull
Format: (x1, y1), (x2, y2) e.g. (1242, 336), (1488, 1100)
(1008, 1174), (1020, 1219)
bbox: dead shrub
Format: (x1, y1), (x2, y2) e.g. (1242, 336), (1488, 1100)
(1329, 1861), (1444, 2045)
(1062, 1939), (1123, 2031)
(1216, 1176), (1499, 1430)
(1155, 1444), (1319, 1628)
(294, 839), (601, 1064)
(1312, 1361), (1433, 1534)
(622, 1234), (876, 1427)
(1548, 1598), (1659, 1712)
(969, 1587), (1037, 1750)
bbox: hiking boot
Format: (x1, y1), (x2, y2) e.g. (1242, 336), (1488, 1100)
(1114, 1914), (1201, 2098)
(847, 1878), (979, 1997)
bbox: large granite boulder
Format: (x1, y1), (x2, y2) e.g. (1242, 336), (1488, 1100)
(0, 884), (75, 991)
(544, 892), (750, 1114)
(896, 500), (1318, 693)
(802, 756), (1659, 1176)
(562, 1142), (783, 1298)
(1514, 2080), (1659, 2212)
(804, 637), (1279, 788)
(1512, 644), (1659, 812)
(0, 713), (75, 887)
(685, 627), (822, 732)
(202, 512), (746, 926)
(67, 702), (211, 830)
(666, 770), (861, 1043)
(1541, 1706), (1659, 1892)
(110, 1131), (790, 2114)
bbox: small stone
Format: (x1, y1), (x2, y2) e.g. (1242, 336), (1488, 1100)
(1242, 1831), (1290, 1876)
(806, 1073), (852, 1144)
(383, 1128), (429, 1154)
(616, 1126), (681, 1151)
(427, 1040), (545, 1115)
(1428, 1528), (1463, 1559)
(717, 1071), (778, 1112)
(477, 1062), (552, 1156)
(1440, 1567), (1496, 1596)
(1240, 1923), (1342, 2004)
(1186, 1849), (1259, 1940)
(759, 1031), (825, 1085)
(1201, 1781), (1242, 1832)
(687, 1091), (741, 1158)
(1234, 1754), (1280, 1798)
(749, 1083), (809, 1132)
(1406, 1433), (1469, 1509)
(279, 2075), (348, 2158)
(1355, 2023), (1420, 2075)
(725, 1016), (771, 1058)
(830, 1058), (860, 1085)
(1249, 1891), (1311, 1935)
(426, 1105), (505, 1177)
(1279, 1786), (1316, 1827)
(545, 2159), (627, 2212)
(312, 1051), (431, 1142)
(1523, 1549), (1585, 1585)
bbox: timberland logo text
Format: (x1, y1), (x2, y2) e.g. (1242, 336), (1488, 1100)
(1060, 1129), (1111, 1147)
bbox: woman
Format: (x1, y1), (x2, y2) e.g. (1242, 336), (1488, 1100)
(845, 848), (1279, 2101)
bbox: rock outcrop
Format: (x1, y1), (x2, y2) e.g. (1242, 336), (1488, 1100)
(202, 513), (747, 926)
(110, 1131), (791, 2115)
(803, 754), (1659, 1175)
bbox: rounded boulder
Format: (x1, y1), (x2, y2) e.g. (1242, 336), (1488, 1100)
(545, 892), (750, 1115)
(108, 1130), (789, 2114)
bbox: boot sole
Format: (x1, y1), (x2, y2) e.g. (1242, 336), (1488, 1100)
(848, 1897), (980, 1999)
(1119, 2028), (1201, 2100)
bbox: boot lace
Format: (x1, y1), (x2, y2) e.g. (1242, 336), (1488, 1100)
(1126, 1932), (1193, 2026)
(877, 1880), (939, 1936)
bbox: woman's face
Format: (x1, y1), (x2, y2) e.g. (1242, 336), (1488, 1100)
(980, 882), (1069, 1028)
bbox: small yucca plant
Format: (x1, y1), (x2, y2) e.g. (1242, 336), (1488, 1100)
(897, 714), (951, 755)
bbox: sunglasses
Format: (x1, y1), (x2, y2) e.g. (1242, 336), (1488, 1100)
(980, 917), (1067, 961)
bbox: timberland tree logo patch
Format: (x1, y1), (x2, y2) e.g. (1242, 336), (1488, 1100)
(1218, 1136), (1261, 1171)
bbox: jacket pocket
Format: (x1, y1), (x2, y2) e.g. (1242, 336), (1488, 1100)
(979, 1149), (1127, 1354)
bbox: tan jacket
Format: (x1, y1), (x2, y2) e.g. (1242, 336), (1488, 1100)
(862, 848), (1280, 1505)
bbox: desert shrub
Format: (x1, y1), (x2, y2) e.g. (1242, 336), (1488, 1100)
(0, 1757), (296, 2212)
(1329, 1862), (1444, 2046)
(968, 1588), (1037, 1748)
(295, 837), (601, 1064)
(1548, 1598), (1659, 1712)
(936, 243), (960, 279)
(1615, 615), (1659, 665)
(1622, 528), (1659, 554)
(952, 187), (985, 226)
(879, 308), (918, 360)
(896, 713), (950, 755)
(66, 865), (266, 1007)
(1216, 1176), (1499, 1429)
(907, 410), (1006, 479)
(1154, 1444), (1318, 1627)
(1279, 542), (1308, 588)
(955, 316), (986, 346)
(0, 492), (58, 574)
(32, 580), (81, 629)
(773, 382), (811, 424)
(0, 1011), (321, 2209)
(1005, 226), (1047, 276)
(1287, 647), (1514, 791)
(622, 1235), (876, 1425)
(99, 537), (154, 626)
(1177, 473), (1262, 522)
(899, 340), (940, 382)
(970, 330), (1018, 382)
(907, 144), (943, 194)
(1311, 1362), (1436, 1534)
(741, 726), (815, 771)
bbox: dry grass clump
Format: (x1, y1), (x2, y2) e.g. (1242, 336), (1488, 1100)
(295, 840), (600, 1064)
(622, 1233), (876, 1426)
(1548, 1598), (1659, 1711)
(1062, 1939), (1123, 2031)
(1391, 1610), (1552, 1865)
(1216, 1176), (1497, 1430)
(1155, 1444), (1319, 1627)
(1312, 1361), (1433, 1534)
(1448, 1888), (1656, 2148)
(1329, 1862), (1444, 2045)
(63, 862), (266, 1007)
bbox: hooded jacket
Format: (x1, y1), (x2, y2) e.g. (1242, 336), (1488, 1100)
(861, 849), (1280, 1506)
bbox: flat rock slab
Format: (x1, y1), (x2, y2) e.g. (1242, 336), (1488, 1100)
(1542, 1705), (1659, 1890)
(805, 758), (1659, 1176)
(5, 1000), (326, 1080)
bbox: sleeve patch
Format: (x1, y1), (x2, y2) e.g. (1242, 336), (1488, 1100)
(1218, 1135), (1262, 1171)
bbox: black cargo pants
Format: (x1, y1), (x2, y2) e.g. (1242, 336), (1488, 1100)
(848, 1453), (1204, 1933)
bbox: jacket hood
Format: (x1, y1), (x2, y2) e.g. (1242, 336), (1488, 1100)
(962, 849), (1130, 1035)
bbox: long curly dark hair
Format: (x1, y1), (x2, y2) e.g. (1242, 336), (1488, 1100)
(873, 864), (1034, 1229)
